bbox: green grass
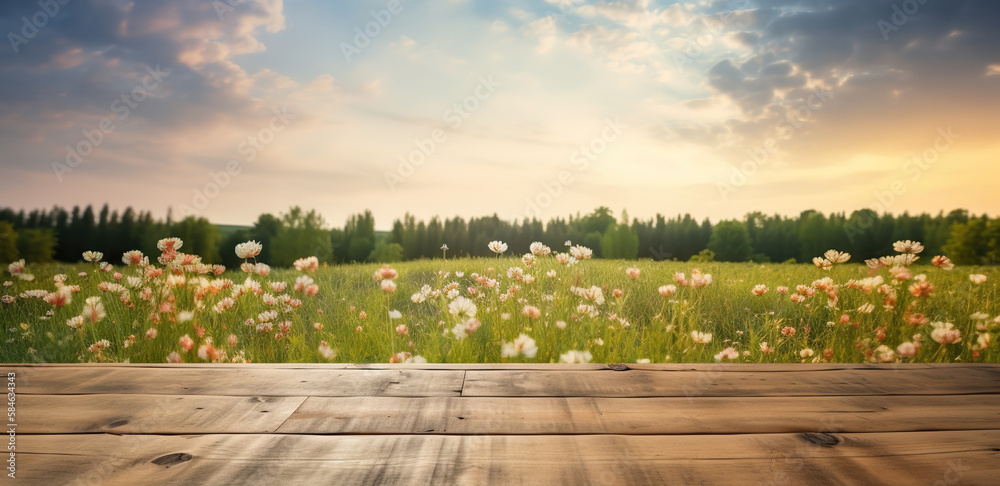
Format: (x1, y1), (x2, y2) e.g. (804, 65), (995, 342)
(2, 255), (997, 364)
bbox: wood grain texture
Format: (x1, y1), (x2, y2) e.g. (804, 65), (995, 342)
(17, 431), (1000, 485)
(11, 362), (999, 370)
(274, 394), (1000, 435)
(20, 393), (1000, 436)
(8, 364), (1000, 485)
(18, 394), (306, 434)
(11, 366), (465, 397)
(12, 365), (999, 397)
(462, 367), (1000, 397)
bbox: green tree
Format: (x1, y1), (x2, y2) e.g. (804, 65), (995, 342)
(220, 228), (252, 268)
(600, 210), (639, 259)
(270, 207), (331, 266)
(170, 216), (222, 263)
(583, 231), (603, 256)
(369, 241), (405, 263)
(707, 220), (752, 262)
(251, 213), (283, 264)
(425, 217), (444, 257)
(52, 207), (71, 261)
(348, 237), (373, 263)
(340, 210), (376, 263)
(943, 218), (989, 265)
(582, 207), (617, 235)
(0, 222), (17, 263)
(797, 210), (829, 261)
(16, 228), (56, 263)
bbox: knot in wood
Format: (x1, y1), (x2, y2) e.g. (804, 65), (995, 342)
(800, 433), (840, 447)
(151, 453), (193, 467)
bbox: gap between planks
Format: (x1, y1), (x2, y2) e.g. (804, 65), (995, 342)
(14, 431), (1000, 486)
(9, 366), (1000, 399)
(16, 393), (1000, 436)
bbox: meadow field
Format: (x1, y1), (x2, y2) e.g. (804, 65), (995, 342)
(2, 239), (996, 364)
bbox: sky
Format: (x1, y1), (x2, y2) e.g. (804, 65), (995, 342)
(1, 0), (998, 230)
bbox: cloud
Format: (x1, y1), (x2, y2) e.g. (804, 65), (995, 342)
(523, 16), (560, 53)
(653, 0), (1000, 167)
(0, 0), (380, 213)
(2, 0), (998, 227)
(390, 35), (416, 49)
(576, 0), (662, 29)
(568, 24), (656, 73)
(0, 0), (290, 138)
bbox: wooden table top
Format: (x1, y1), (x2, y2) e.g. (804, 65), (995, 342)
(6, 363), (1000, 485)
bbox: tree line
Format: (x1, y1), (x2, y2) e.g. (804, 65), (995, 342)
(1, 205), (997, 267)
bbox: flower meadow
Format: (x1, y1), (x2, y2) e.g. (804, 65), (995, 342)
(1, 237), (997, 364)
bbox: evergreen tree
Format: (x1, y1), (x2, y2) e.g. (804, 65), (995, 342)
(251, 213), (282, 264)
(600, 210), (639, 259)
(369, 242), (404, 262)
(0, 222), (17, 262)
(943, 218), (989, 265)
(16, 229), (56, 263)
(271, 207), (331, 266)
(708, 220), (752, 262)
(52, 206), (71, 261)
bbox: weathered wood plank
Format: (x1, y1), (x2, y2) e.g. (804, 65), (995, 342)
(10, 365), (999, 397)
(463, 367), (1000, 397)
(11, 367), (465, 397)
(18, 394), (306, 434)
(19, 393), (1000, 436)
(6, 363), (612, 370)
(11, 362), (999, 370)
(274, 394), (1000, 435)
(17, 431), (1000, 485)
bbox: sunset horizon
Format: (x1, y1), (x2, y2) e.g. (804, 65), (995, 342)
(3, 0), (998, 230)
(4, 3), (1000, 483)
